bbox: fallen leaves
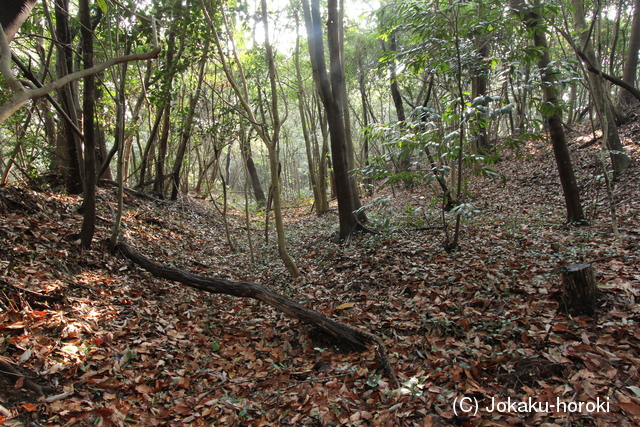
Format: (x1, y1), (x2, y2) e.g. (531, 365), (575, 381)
(0, 131), (639, 426)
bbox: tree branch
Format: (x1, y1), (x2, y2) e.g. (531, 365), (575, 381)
(0, 19), (161, 124)
(576, 50), (640, 104)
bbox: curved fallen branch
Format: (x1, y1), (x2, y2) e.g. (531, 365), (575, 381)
(115, 241), (399, 388)
(0, 359), (46, 397)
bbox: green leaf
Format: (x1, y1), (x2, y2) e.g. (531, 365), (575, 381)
(628, 386), (640, 397)
(96, 0), (108, 14)
(211, 341), (220, 352)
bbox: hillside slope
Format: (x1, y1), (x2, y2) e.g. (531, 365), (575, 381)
(0, 126), (639, 426)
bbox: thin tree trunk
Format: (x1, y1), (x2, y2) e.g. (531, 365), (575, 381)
(154, 104), (170, 196)
(471, 27), (491, 153)
(302, 0), (364, 240)
(240, 125), (266, 206)
(260, 0), (300, 277)
(54, 0), (82, 194)
(203, 0), (299, 277)
(609, 0), (624, 79)
(620, 0), (640, 106)
(220, 171), (235, 251)
(154, 30), (178, 196)
(295, 28), (324, 215)
(137, 109), (162, 190)
(337, 0), (363, 214)
(171, 43), (208, 200)
(572, 0), (630, 177)
(123, 62), (152, 184)
(383, 36), (412, 173)
(358, 65), (373, 196)
(316, 95), (330, 209)
(79, 0), (96, 248)
(110, 60), (128, 250)
(512, 0), (586, 224)
(566, 82), (577, 125)
(224, 142), (232, 186)
(420, 75), (454, 210)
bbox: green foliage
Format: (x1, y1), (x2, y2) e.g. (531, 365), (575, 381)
(96, 0), (108, 14)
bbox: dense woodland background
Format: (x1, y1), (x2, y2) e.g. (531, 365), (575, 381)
(1, 0), (639, 425)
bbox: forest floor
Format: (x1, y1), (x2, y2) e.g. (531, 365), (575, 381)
(1, 122), (640, 427)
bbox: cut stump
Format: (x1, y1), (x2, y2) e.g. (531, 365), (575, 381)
(561, 262), (598, 315)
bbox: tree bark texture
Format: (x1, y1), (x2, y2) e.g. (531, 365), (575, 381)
(561, 263), (598, 316)
(115, 241), (399, 388)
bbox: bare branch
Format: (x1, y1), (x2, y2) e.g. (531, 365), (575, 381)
(576, 50), (640, 104)
(0, 24), (25, 92)
(0, 19), (161, 124)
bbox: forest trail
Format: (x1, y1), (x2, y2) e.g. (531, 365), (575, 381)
(0, 123), (639, 426)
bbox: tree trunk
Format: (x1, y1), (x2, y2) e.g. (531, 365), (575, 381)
(224, 142), (232, 187)
(609, 0), (624, 79)
(123, 61), (152, 185)
(419, 75), (454, 211)
(317, 97), (330, 210)
(154, 105), (170, 196)
(109, 59), (128, 250)
(171, 43), (208, 200)
(358, 63), (373, 196)
(620, 0), (640, 107)
(204, 0), (299, 277)
(296, 28), (325, 215)
(154, 29), (178, 197)
(240, 125), (266, 207)
(54, 0), (82, 194)
(337, 0), (363, 217)
(260, 0), (300, 277)
(384, 35), (412, 173)
(137, 106), (164, 190)
(566, 82), (577, 126)
(79, 0), (96, 248)
(511, 0), (586, 224)
(572, 0), (631, 177)
(303, 0), (365, 240)
(471, 27), (491, 153)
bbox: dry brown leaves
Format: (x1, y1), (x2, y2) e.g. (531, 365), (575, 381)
(0, 125), (639, 426)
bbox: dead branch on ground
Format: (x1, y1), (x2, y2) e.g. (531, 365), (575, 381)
(115, 241), (400, 388)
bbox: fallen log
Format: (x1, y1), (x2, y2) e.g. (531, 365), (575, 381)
(115, 241), (399, 388)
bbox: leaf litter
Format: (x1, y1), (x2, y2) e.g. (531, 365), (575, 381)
(0, 125), (639, 426)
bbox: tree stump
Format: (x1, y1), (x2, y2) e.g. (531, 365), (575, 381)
(561, 263), (598, 315)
